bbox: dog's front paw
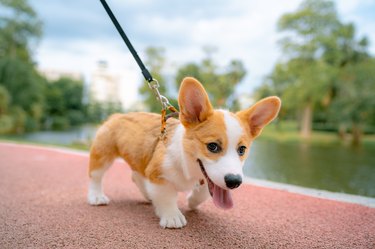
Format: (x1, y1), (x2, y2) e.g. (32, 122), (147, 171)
(87, 192), (110, 206)
(159, 210), (187, 229)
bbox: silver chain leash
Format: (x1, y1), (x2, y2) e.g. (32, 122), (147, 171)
(148, 79), (172, 111)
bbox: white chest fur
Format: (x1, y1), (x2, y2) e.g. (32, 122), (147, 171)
(162, 124), (202, 192)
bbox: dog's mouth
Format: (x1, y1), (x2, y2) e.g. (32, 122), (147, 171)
(197, 159), (233, 210)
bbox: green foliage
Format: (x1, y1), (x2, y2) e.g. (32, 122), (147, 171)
(175, 50), (246, 110)
(50, 116), (69, 130)
(0, 0), (42, 60)
(274, 0), (344, 114)
(139, 46), (246, 112)
(278, 0), (340, 60)
(258, 0), (373, 144)
(43, 77), (86, 130)
(0, 85), (10, 114)
(0, 115), (12, 134)
(0, 56), (45, 132)
(10, 105), (26, 133)
(0, 0), (46, 133)
(0, 57), (45, 111)
(330, 58), (375, 125)
(86, 101), (122, 124)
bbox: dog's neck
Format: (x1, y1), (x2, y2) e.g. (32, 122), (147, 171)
(164, 124), (202, 183)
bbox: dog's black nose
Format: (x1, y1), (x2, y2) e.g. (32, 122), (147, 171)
(224, 174), (242, 189)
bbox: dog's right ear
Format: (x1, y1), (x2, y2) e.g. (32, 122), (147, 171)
(178, 77), (213, 127)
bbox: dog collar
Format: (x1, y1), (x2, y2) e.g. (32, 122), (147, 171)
(197, 159), (205, 185)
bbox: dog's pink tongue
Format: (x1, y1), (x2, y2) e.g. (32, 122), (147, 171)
(212, 184), (233, 210)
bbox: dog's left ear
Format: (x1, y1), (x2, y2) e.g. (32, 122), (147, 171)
(236, 96), (281, 138)
(178, 77), (214, 127)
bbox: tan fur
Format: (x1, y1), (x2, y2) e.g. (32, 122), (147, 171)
(236, 96), (281, 138)
(183, 111), (227, 161)
(89, 112), (179, 184)
(178, 77), (213, 127)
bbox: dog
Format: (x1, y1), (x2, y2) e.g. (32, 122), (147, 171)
(87, 77), (281, 228)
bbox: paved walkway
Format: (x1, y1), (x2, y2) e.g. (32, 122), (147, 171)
(0, 142), (374, 248)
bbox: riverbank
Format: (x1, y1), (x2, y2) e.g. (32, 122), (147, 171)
(260, 122), (375, 147)
(0, 136), (90, 151)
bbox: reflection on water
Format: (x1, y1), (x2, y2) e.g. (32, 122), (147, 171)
(22, 125), (97, 145)
(15, 126), (375, 197)
(244, 140), (375, 197)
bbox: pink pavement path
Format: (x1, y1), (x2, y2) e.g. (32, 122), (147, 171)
(0, 142), (374, 249)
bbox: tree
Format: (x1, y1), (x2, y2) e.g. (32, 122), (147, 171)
(0, 85), (10, 115)
(44, 77), (86, 129)
(85, 100), (123, 124)
(275, 0), (342, 137)
(0, 0), (42, 60)
(0, 57), (46, 132)
(262, 0), (370, 139)
(0, 85), (12, 134)
(175, 49), (246, 110)
(0, 0), (45, 133)
(330, 58), (375, 145)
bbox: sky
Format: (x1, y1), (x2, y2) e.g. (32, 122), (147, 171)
(29, 0), (375, 108)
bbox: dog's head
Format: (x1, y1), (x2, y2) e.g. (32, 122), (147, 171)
(178, 77), (281, 209)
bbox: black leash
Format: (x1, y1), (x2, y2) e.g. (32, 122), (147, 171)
(99, 0), (153, 83)
(99, 0), (179, 139)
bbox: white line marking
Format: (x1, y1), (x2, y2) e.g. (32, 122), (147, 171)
(0, 141), (89, 157)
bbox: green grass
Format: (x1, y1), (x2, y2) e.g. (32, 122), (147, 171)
(259, 121), (375, 148)
(0, 135), (90, 151)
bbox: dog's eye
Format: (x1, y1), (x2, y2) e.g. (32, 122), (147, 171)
(207, 143), (221, 153)
(237, 146), (247, 156)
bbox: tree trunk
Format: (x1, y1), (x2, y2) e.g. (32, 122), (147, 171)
(338, 124), (347, 141)
(351, 123), (362, 147)
(300, 103), (312, 138)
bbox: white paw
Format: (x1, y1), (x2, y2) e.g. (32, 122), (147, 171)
(87, 192), (110, 206)
(159, 210), (187, 229)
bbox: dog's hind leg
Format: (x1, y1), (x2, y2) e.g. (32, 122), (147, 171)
(187, 182), (210, 210)
(131, 171), (151, 202)
(87, 146), (115, 205)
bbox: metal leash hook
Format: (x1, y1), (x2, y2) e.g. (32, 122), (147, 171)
(148, 79), (179, 140)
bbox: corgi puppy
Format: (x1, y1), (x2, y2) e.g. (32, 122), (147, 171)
(87, 77), (281, 228)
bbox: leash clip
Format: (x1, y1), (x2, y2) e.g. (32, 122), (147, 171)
(148, 79), (179, 140)
(147, 79), (169, 110)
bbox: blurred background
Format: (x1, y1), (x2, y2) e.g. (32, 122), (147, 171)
(0, 0), (374, 197)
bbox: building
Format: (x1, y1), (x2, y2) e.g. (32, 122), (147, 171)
(38, 68), (83, 82)
(40, 61), (142, 111)
(89, 61), (121, 105)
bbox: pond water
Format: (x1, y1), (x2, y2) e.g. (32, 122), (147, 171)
(13, 127), (375, 198)
(245, 140), (375, 197)
(21, 125), (97, 145)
